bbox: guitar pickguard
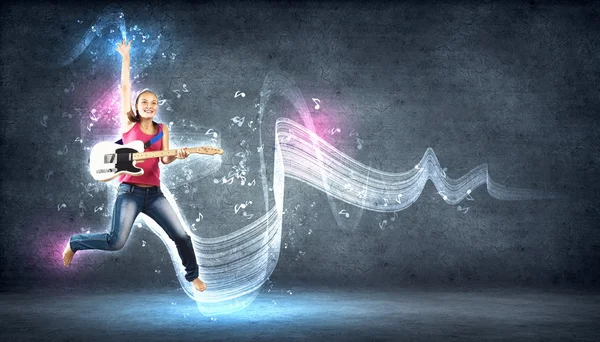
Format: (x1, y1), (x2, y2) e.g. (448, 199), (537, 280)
(113, 147), (142, 174)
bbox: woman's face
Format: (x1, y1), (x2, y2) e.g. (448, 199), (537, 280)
(136, 92), (158, 119)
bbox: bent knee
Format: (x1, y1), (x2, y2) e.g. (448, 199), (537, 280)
(107, 237), (126, 251)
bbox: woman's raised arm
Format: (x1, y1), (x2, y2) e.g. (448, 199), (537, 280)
(116, 39), (133, 129)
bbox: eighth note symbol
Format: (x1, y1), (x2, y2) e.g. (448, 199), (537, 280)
(205, 129), (218, 138)
(173, 89), (181, 98)
(312, 98), (321, 110)
(195, 212), (203, 222)
(63, 82), (74, 93)
(338, 209), (350, 218)
(379, 219), (388, 229)
(40, 115), (48, 127)
(234, 91), (246, 98)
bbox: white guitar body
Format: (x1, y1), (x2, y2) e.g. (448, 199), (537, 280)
(89, 140), (146, 182)
(89, 139), (224, 182)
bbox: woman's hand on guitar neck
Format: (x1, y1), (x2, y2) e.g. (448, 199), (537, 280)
(176, 147), (190, 160)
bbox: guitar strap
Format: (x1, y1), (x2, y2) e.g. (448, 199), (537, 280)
(114, 123), (164, 149)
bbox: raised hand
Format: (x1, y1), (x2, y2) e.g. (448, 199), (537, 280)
(115, 38), (131, 58)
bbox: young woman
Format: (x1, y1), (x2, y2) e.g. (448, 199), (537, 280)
(62, 38), (207, 292)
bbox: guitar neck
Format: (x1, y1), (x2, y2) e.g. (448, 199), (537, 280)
(133, 148), (197, 161)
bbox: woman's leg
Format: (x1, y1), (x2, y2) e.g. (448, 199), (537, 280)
(68, 188), (143, 254)
(143, 192), (200, 284)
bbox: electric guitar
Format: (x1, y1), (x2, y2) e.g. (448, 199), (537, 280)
(89, 140), (224, 182)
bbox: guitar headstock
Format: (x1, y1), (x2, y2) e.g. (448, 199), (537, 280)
(193, 146), (224, 155)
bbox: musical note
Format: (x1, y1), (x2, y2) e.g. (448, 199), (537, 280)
(57, 145), (68, 155)
(457, 205), (469, 214)
(441, 167), (448, 178)
(356, 138), (363, 150)
(379, 219), (388, 229)
(383, 198), (389, 207)
(358, 190), (367, 199)
(62, 112), (72, 119)
(142, 240), (146, 247)
(257, 144), (264, 152)
(63, 82), (74, 93)
(195, 212), (203, 222)
(89, 109), (98, 121)
(45, 170), (54, 182)
(191, 223), (197, 231)
(87, 123), (93, 131)
(308, 229), (313, 235)
(166, 102), (173, 111)
(242, 212), (254, 220)
(234, 91), (246, 98)
(205, 129), (218, 138)
(231, 116), (245, 127)
(57, 203), (66, 211)
(40, 115), (48, 127)
(312, 98), (321, 110)
(168, 121), (174, 130)
(94, 204), (104, 213)
(214, 176), (234, 185)
(395, 193), (403, 204)
(326, 128), (341, 135)
(182, 84), (189, 92)
(74, 137), (83, 143)
(390, 212), (398, 222)
(211, 138), (218, 146)
(234, 201), (253, 214)
(247, 179), (256, 186)
(173, 89), (181, 98)
(338, 209), (350, 218)
(414, 164), (424, 171)
(466, 189), (474, 201)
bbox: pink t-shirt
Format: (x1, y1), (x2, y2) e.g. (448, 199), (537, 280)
(118, 122), (163, 187)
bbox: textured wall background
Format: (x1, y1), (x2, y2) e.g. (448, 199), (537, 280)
(1, 0), (599, 291)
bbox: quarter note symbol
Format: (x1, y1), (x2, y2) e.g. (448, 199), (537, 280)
(312, 98), (321, 110)
(234, 91), (246, 98)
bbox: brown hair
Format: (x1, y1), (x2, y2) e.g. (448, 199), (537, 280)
(127, 89), (159, 125)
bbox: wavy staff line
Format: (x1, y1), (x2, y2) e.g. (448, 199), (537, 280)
(135, 85), (558, 317)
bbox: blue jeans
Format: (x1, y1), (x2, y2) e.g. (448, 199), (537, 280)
(69, 182), (199, 282)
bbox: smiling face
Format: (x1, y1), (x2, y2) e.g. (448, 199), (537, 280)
(135, 91), (158, 119)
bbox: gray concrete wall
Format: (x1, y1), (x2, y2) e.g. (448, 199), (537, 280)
(1, 0), (598, 290)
